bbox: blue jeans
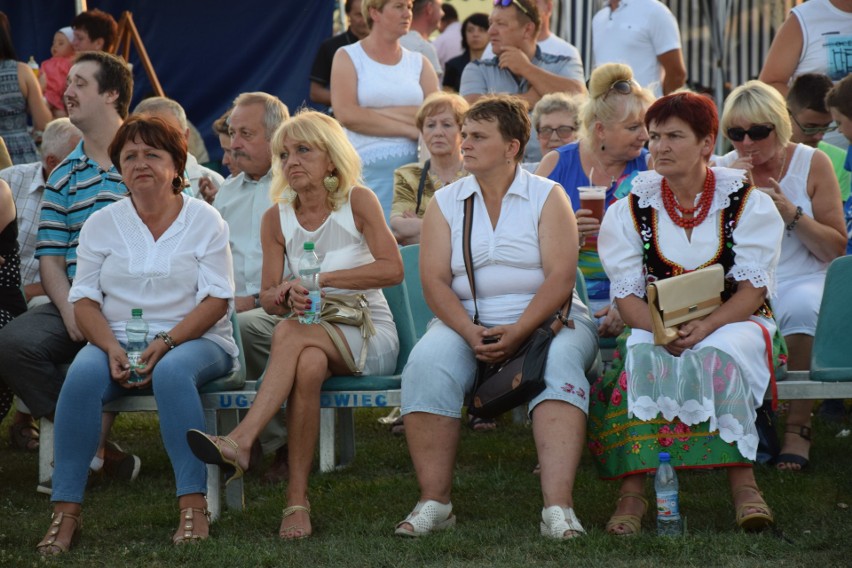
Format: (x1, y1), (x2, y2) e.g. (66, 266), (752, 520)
(51, 338), (232, 503)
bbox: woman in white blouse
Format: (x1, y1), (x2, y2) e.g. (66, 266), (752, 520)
(595, 92), (784, 535)
(396, 95), (598, 540)
(37, 116), (238, 555)
(331, 0), (439, 219)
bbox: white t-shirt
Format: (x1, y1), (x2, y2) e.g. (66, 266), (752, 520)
(69, 195), (238, 360)
(592, 0), (682, 96)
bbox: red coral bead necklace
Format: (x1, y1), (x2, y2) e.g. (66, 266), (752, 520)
(661, 168), (716, 229)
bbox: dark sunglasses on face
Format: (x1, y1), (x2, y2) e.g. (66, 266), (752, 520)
(537, 125), (577, 139)
(726, 124), (775, 142)
(493, 0), (531, 17)
(788, 110), (837, 136)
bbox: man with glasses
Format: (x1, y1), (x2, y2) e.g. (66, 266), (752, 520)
(786, 73), (849, 206)
(460, 0), (585, 162)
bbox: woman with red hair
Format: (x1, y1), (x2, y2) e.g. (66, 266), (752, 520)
(592, 92), (784, 534)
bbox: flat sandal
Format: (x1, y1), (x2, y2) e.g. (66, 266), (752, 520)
(280, 504), (312, 540)
(36, 511), (82, 556)
(173, 507), (211, 545)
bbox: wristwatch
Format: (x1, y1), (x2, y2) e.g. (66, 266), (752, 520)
(154, 331), (176, 350)
(253, 293), (261, 309)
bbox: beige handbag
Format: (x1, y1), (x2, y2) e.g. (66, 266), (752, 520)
(316, 293), (376, 375)
(646, 264), (725, 345)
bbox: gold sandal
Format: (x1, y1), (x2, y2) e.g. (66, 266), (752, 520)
(734, 485), (774, 532)
(605, 492), (648, 536)
(280, 504), (311, 540)
(36, 511), (82, 556)
(172, 507), (211, 545)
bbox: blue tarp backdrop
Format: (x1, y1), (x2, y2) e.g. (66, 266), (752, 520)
(0, 0), (334, 169)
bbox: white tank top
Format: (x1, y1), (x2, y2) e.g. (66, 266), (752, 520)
(340, 42), (424, 165)
(791, 0), (852, 81)
(776, 144), (829, 282)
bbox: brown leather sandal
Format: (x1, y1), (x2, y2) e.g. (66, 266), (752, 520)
(733, 485), (774, 532)
(36, 511), (82, 555)
(605, 492), (648, 536)
(776, 424), (811, 471)
(172, 507), (211, 545)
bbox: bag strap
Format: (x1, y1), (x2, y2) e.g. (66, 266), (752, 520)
(462, 194), (480, 325)
(415, 159), (430, 216)
(318, 320), (367, 376)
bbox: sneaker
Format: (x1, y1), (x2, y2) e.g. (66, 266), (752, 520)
(102, 440), (141, 481)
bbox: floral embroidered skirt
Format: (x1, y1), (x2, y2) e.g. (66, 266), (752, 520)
(587, 324), (776, 479)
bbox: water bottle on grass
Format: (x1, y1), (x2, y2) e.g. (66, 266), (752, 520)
(298, 242), (322, 324)
(125, 308), (149, 383)
(655, 451), (683, 536)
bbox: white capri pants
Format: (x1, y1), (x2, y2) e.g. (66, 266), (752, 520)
(401, 299), (598, 418)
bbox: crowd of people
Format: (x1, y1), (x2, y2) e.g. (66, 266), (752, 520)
(0, 0), (851, 554)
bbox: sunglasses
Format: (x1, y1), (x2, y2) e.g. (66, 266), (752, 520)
(788, 110), (837, 136)
(537, 125), (577, 139)
(493, 0), (531, 17)
(726, 124), (775, 142)
(603, 80), (634, 100)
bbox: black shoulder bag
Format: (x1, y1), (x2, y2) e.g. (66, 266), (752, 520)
(462, 194), (573, 419)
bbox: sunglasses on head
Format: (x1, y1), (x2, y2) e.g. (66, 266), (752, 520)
(603, 80), (634, 100)
(788, 110), (838, 136)
(493, 0), (531, 17)
(726, 124), (774, 142)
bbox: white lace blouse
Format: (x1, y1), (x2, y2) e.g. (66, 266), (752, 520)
(69, 195), (238, 360)
(598, 167), (784, 299)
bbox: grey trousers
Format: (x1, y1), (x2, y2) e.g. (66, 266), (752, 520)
(0, 302), (85, 419)
(238, 308), (288, 455)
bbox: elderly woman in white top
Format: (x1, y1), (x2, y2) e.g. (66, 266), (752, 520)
(36, 116), (238, 555)
(714, 81), (846, 471)
(331, 0), (439, 219)
(396, 95), (598, 539)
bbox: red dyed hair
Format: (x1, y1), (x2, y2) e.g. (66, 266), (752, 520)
(645, 92), (718, 141)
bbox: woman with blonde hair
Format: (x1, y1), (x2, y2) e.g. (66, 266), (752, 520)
(390, 91), (468, 245)
(536, 63), (654, 338)
(331, 0), (439, 219)
(714, 80), (846, 471)
(188, 110), (403, 540)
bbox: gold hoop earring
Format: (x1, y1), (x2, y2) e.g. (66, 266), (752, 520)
(323, 174), (339, 192)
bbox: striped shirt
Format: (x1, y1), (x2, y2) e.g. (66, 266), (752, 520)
(35, 140), (126, 280)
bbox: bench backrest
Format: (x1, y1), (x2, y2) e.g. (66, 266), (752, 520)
(401, 244), (434, 339)
(811, 256), (852, 382)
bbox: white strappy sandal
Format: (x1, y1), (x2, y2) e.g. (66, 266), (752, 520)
(394, 500), (456, 537)
(540, 505), (586, 540)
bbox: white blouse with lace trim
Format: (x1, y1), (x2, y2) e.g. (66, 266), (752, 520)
(599, 167), (784, 299)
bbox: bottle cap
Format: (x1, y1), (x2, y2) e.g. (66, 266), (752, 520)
(659, 452), (671, 462)
(303, 241), (315, 251)
(131, 308), (143, 317)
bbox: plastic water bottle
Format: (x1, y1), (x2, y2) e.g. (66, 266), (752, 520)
(655, 452), (683, 536)
(125, 308), (149, 383)
(298, 242), (322, 324)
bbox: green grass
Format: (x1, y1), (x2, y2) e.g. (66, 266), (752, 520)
(1, 408), (850, 567)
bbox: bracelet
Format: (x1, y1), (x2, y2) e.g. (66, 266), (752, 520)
(154, 331), (176, 350)
(785, 206), (803, 235)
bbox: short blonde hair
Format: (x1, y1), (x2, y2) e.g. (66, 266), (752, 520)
(721, 80), (792, 147)
(531, 92), (585, 131)
(362, 0), (390, 29)
(579, 63), (655, 141)
(269, 110), (362, 211)
(415, 92), (469, 132)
